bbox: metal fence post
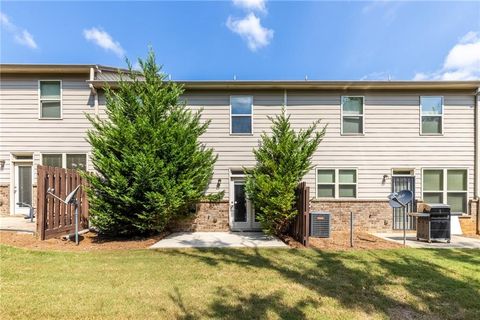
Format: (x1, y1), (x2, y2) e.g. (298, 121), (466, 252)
(350, 211), (354, 248)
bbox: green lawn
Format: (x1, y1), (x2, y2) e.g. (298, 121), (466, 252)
(1, 246), (479, 319)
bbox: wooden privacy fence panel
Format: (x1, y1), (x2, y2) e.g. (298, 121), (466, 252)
(290, 182), (310, 247)
(37, 165), (89, 240)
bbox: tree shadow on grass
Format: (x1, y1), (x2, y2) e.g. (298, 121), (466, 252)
(162, 248), (480, 319)
(208, 287), (320, 319)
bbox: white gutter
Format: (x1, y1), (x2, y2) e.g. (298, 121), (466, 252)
(475, 87), (480, 199)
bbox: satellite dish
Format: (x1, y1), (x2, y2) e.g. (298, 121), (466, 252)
(388, 190), (413, 208)
(65, 185), (81, 204)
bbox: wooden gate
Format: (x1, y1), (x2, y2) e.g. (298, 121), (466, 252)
(290, 182), (310, 246)
(36, 165), (89, 240)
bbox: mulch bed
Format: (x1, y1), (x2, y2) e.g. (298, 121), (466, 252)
(306, 231), (403, 250)
(0, 231), (167, 252)
(1, 230), (404, 252)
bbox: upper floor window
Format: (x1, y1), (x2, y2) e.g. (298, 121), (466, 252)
(422, 168), (467, 213)
(39, 80), (62, 119)
(317, 168), (357, 198)
(230, 96), (253, 134)
(341, 96), (364, 135)
(420, 96), (443, 135)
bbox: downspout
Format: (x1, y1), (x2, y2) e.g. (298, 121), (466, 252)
(475, 87), (480, 200)
(475, 88), (480, 234)
(88, 66), (99, 115)
(283, 89), (288, 113)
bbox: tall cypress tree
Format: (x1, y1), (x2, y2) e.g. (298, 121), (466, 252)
(245, 108), (326, 235)
(85, 50), (216, 236)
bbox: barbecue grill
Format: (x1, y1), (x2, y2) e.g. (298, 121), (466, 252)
(410, 203), (451, 243)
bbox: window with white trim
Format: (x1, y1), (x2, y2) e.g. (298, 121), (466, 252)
(42, 153), (87, 171)
(39, 80), (62, 119)
(341, 96), (364, 134)
(420, 96), (443, 135)
(231, 96), (253, 134)
(317, 168), (357, 198)
(42, 154), (62, 167)
(422, 169), (467, 213)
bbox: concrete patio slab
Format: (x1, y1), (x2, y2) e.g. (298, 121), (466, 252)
(150, 231), (288, 249)
(375, 232), (480, 249)
(0, 216), (36, 233)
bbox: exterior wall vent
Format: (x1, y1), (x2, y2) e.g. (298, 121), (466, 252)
(310, 211), (331, 238)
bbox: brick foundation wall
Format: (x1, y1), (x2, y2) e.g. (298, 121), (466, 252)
(0, 184), (9, 215)
(169, 201), (229, 232)
(470, 198), (479, 235)
(0, 184), (37, 216)
(310, 200), (392, 232)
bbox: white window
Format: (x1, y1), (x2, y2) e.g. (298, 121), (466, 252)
(422, 168), (468, 213)
(341, 96), (364, 135)
(317, 168), (357, 198)
(42, 153), (87, 171)
(420, 96), (443, 135)
(230, 96), (253, 134)
(42, 154), (62, 167)
(39, 80), (62, 119)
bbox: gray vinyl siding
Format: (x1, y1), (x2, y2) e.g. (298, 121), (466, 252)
(184, 90), (476, 204)
(0, 74), (97, 185)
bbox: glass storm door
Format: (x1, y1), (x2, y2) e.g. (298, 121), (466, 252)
(14, 164), (32, 215)
(392, 175), (416, 230)
(230, 179), (261, 231)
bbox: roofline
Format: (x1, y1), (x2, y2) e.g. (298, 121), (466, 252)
(87, 79), (480, 91)
(0, 64), (130, 74)
(177, 80), (480, 91)
(1, 64), (479, 90)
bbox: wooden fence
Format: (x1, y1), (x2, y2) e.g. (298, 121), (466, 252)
(290, 182), (310, 246)
(36, 165), (89, 240)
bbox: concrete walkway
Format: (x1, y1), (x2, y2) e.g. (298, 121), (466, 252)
(150, 232), (288, 249)
(375, 232), (480, 249)
(0, 216), (36, 233)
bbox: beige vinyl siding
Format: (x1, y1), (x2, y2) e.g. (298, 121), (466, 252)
(0, 76), (476, 209)
(185, 90), (475, 203)
(0, 75), (98, 185)
(184, 91), (283, 196)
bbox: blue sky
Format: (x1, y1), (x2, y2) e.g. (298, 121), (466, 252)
(1, 1), (479, 80)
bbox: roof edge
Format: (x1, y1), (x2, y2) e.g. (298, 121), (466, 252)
(0, 64), (130, 74)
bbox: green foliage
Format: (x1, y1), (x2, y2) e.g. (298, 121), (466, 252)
(245, 108), (326, 235)
(84, 50), (217, 236)
(201, 190), (226, 203)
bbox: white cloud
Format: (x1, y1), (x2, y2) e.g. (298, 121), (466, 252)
(226, 13), (273, 51)
(83, 27), (125, 58)
(0, 12), (38, 49)
(413, 31), (480, 80)
(15, 30), (37, 49)
(233, 0), (266, 12)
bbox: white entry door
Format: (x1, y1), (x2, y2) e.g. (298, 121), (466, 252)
(14, 164), (33, 215)
(230, 179), (261, 231)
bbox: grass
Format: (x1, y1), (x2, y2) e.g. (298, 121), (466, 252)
(1, 246), (479, 319)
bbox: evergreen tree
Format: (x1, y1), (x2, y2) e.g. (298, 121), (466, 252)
(84, 50), (216, 236)
(245, 108), (326, 235)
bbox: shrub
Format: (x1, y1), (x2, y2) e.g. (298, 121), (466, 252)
(245, 108), (326, 235)
(84, 50), (217, 236)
